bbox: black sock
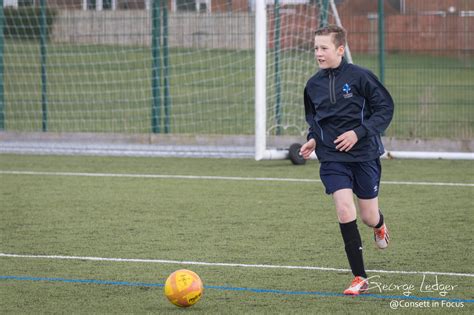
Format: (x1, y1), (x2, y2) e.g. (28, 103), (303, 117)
(339, 220), (367, 278)
(374, 210), (384, 229)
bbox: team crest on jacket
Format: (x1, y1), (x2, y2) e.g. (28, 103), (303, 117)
(342, 83), (353, 98)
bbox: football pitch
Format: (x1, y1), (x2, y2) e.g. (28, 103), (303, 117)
(0, 154), (473, 313)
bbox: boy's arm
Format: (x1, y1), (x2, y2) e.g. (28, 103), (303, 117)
(304, 87), (317, 141)
(301, 87), (317, 159)
(353, 71), (395, 139)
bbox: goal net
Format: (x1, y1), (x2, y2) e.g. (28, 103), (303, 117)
(256, 0), (351, 160)
(0, 1), (348, 159)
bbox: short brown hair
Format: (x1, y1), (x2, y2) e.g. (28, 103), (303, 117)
(314, 24), (347, 48)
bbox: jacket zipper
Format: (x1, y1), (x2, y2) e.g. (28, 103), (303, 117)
(329, 70), (336, 104)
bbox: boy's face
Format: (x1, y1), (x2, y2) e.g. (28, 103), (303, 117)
(314, 34), (345, 69)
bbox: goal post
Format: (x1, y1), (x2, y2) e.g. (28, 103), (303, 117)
(254, 0), (267, 161)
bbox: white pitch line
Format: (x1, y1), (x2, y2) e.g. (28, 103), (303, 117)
(0, 170), (319, 183)
(1, 170), (473, 187)
(1, 253), (473, 278)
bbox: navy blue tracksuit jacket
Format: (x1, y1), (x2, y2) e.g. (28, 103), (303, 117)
(304, 58), (394, 162)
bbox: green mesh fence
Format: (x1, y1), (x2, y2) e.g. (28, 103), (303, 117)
(1, 0), (472, 140)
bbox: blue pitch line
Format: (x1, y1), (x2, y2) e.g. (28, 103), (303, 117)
(1, 275), (473, 304)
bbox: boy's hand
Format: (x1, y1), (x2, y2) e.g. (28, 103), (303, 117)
(300, 138), (316, 159)
(334, 130), (358, 152)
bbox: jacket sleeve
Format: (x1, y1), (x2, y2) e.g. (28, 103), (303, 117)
(353, 71), (394, 139)
(304, 87), (317, 141)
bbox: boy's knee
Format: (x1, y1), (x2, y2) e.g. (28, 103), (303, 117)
(336, 204), (356, 223)
(360, 212), (378, 227)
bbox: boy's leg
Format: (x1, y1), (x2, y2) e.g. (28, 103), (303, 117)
(333, 189), (367, 281)
(320, 162), (368, 294)
(358, 197), (380, 227)
(358, 197), (389, 249)
(351, 159), (390, 249)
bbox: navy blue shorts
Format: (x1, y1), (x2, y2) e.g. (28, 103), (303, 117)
(319, 159), (382, 199)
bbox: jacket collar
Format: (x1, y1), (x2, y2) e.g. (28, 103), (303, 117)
(322, 57), (347, 75)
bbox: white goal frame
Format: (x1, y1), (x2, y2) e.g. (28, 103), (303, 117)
(254, 0), (473, 161)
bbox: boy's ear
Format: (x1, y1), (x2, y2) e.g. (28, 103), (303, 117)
(337, 45), (345, 56)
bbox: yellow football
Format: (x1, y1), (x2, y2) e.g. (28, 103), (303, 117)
(164, 269), (203, 307)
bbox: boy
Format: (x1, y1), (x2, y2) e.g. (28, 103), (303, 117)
(300, 25), (394, 295)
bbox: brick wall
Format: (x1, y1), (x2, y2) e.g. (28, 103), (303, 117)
(51, 3), (473, 55)
(266, 3), (473, 55)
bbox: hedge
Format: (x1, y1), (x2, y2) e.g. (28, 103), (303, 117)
(4, 7), (57, 40)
